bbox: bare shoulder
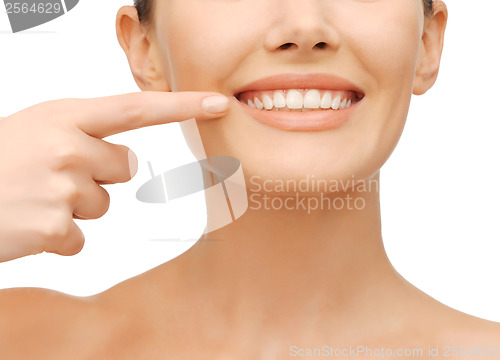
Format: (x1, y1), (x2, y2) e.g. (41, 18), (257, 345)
(0, 287), (118, 360)
(434, 308), (500, 359)
(0, 262), (184, 360)
(385, 284), (500, 359)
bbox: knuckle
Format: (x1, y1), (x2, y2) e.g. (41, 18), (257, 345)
(56, 179), (81, 204)
(48, 145), (80, 171)
(34, 99), (71, 121)
(45, 98), (75, 112)
(42, 99), (81, 129)
(40, 211), (72, 242)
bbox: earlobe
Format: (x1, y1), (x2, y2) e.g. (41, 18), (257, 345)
(413, 1), (448, 95)
(116, 6), (170, 92)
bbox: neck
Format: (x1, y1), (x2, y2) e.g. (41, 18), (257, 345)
(175, 171), (407, 338)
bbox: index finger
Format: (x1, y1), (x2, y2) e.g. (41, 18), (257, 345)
(67, 91), (230, 139)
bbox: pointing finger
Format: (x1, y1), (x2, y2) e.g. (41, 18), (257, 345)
(67, 91), (229, 139)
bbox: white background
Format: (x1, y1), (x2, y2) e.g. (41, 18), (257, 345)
(0, 0), (499, 323)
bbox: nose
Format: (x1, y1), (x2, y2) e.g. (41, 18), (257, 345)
(263, 0), (340, 56)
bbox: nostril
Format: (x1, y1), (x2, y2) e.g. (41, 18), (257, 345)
(315, 42), (327, 49)
(279, 43), (294, 50)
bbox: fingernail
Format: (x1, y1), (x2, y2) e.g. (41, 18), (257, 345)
(202, 95), (229, 114)
(128, 150), (138, 178)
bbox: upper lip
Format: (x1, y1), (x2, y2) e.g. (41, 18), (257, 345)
(232, 72), (365, 98)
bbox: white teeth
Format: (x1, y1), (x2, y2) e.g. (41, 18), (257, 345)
(273, 91), (287, 108)
(262, 94), (274, 110)
(303, 89), (321, 109)
(320, 92), (333, 109)
(243, 89), (357, 111)
(286, 89), (303, 109)
(339, 98), (347, 110)
(254, 97), (264, 110)
(331, 95), (341, 110)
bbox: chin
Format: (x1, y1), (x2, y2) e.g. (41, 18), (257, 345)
(200, 127), (387, 197)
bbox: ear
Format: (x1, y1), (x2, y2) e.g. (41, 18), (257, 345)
(116, 6), (170, 91)
(413, 1), (448, 95)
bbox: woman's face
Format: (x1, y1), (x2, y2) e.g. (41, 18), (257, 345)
(147, 0), (431, 191)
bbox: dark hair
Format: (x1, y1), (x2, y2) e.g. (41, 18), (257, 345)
(424, 0), (434, 17)
(134, 0), (434, 25)
(134, 0), (153, 25)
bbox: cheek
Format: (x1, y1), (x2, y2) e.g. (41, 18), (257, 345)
(156, 1), (263, 92)
(342, 3), (423, 93)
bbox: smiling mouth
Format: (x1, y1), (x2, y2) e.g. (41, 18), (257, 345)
(236, 89), (365, 111)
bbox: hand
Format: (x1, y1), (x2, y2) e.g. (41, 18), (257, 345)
(0, 91), (229, 263)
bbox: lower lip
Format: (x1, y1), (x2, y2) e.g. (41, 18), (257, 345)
(233, 97), (362, 131)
